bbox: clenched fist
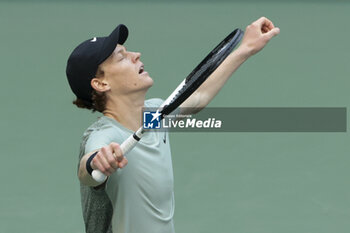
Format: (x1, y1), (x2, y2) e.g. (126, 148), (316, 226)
(91, 142), (128, 177)
(240, 17), (280, 56)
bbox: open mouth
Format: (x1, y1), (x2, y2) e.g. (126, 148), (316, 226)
(139, 65), (144, 74)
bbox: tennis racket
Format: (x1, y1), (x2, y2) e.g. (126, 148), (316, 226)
(92, 28), (244, 182)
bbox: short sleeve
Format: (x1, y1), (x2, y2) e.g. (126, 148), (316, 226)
(145, 98), (164, 108)
(84, 131), (109, 154)
(83, 124), (122, 154)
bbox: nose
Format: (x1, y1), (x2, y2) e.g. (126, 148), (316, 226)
(131, 52), (141, 63)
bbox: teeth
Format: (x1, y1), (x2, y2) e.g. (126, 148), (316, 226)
(139, 65), (144, 74)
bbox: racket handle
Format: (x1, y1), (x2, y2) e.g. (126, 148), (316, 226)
(91, 170), (106, 183)
(91, 128), (144, 183)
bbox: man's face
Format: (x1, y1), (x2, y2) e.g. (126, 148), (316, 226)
(98, 44), (154, 97)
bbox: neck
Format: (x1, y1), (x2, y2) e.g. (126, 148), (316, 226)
(103, 92), (146, 131)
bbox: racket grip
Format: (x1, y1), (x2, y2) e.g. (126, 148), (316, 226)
(91, 128), (144, 183)
(120, 132), (141, 154)
(91, 170), (107, 183)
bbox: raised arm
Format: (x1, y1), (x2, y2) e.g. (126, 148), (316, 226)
(180, 17), (280, 113)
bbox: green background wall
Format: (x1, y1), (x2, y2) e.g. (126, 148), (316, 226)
(0, 1), (349, 232)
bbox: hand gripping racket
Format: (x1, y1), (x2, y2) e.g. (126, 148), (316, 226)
(92, 28), (244, 182)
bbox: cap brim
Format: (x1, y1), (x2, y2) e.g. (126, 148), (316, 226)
(98, 24), (129, 64)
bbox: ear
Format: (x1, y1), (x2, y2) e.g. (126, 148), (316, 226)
(91, 77), (111, 93)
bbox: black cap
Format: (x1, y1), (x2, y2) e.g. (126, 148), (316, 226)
(66, 24), (128, 103)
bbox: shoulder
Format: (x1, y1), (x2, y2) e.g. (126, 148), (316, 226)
(81, 117), (123, 154)
(145, 98), (164, 108)
(82, 117), (115, 139)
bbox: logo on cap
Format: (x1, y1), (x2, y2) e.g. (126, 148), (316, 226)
(90, 37), (97, 42)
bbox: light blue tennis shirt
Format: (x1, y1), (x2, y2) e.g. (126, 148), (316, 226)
(81, 98), (175, 233)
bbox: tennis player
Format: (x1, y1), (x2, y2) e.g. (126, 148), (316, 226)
(66, 17), (279, 233)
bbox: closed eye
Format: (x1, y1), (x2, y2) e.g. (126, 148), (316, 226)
(115, 52), (124, 62)
(113, 46), (126, 59)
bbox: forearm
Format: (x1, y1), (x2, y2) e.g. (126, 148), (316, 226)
(195, 46), (251, 108)
(181, 46), (250, 113)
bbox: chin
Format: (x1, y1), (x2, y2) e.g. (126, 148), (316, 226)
(138, 78), (153, 93)
(145, 75), (154, 87)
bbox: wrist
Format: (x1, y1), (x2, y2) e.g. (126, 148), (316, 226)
(86, 151), (98, 176)
(235, 45), (254, 60)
